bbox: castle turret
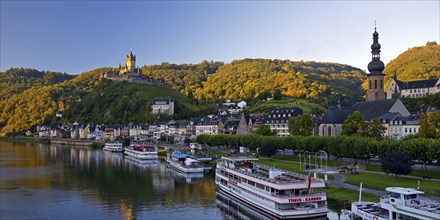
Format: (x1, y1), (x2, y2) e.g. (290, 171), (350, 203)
(366, 26), (387, 101)
(126, 51), (136, 73)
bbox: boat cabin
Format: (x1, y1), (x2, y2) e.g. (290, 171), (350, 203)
(386, 187), (423, 206)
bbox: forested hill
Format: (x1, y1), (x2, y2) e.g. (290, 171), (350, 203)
(0, 67), (208, 135)
(194, 59), (366, 105)
(141, 61), (224, 96)
(384, 42), (440, 87)
(0, 68), (110, 135)
(0, 68), (74, 100)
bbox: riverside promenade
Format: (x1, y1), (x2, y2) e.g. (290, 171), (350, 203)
(268, 157), (440, 199)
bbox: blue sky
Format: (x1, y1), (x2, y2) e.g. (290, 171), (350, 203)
(1, 1), (439, 74)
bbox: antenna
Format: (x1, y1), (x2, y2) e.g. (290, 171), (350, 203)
(374, 20), (377, 30)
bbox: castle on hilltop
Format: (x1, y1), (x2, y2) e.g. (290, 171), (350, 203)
(102, 51), (166, 86)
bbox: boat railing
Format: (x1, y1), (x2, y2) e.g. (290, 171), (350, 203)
(274, 192), (326, 198)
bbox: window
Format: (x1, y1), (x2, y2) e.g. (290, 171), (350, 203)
(369, 80), (372, 89)
(328, 126), (331, 136)
(375, 80), (377, 89)
(381, 80), (383, 89)
(405, 128), (407, 133)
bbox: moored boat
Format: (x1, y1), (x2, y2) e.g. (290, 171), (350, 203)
(124, 145), (158, 160)
(349, 187), (440, 220)
(215, 156), (328, 219)
(103, 142), (124, 153)
(166, 151), (204, 173)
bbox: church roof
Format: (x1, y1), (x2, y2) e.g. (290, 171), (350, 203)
(395, 78), (438, 90)
(320, 105), (353, 124)
(352, 99), (398, 120)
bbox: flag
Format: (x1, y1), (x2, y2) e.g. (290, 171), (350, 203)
(306, 173), (311, 195)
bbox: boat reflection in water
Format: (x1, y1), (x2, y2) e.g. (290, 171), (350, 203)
(124, 155), (159, 169)
(216, 189), (276, 220)
(216, 190), (333, 220)
(167, 167), (204, 184)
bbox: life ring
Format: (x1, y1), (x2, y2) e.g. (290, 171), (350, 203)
(411, 199), (417, 204)
(372, 216), (379, 220)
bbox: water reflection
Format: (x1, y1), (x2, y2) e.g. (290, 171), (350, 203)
(216, 189), (275, 220)
(0, 142), (220, 219)
(1, 142), (345, 220)
(167, 167), (204, 184)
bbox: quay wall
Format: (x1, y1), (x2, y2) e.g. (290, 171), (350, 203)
(50, 139), (102, 147)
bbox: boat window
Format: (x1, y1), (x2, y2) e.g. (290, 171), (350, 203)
(256, 183), (264, 190)
(390, 192), (401, 199)
(409, 194), (417, 199)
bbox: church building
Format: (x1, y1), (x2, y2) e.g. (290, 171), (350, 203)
(319, 27), (411, 136)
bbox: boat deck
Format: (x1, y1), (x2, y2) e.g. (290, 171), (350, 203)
(354, 202), (389, 219)
(229, 162), (317, 185)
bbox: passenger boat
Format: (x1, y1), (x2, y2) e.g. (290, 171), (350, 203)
(348, 186), (440, 220)
(103, 142), (124, 152)
(124, 145), (158, 160)
(166, 151), (204, 173)
(215, 156), (328, 219)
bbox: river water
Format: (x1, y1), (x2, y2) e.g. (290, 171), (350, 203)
(0, 141), (343, 219)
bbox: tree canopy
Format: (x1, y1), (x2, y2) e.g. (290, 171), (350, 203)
(418, 111), (440, 139)
(288, 114), (314, 136)
(254, 124), (277, 136)
(381, 151), (413, 179)
(341, 111), (366, 136)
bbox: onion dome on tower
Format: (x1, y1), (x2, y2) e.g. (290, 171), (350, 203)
(367, 27), (385, 74)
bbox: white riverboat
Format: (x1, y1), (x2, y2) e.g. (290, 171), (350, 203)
(348, 187), (440, 220)
(215, 156), (328, 219)
(103, 142), (124, 153)
(166, 151), (204, 173)
(124, 145), (158, 160)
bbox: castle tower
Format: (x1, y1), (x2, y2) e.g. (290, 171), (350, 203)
(126, 51), (136, 73)
(366, 27), (386, 101)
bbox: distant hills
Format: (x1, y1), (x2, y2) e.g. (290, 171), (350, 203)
(384, 42), (440, 87)
(1, 43), (438, 135)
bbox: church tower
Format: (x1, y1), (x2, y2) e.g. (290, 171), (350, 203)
(366, 27), (386, 101)
(126, 51), (136, 73)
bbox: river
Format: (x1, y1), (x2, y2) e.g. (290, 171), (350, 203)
(0, 141), (343, 219)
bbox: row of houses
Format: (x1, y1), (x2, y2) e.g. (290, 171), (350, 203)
(37, 114), (265, 142)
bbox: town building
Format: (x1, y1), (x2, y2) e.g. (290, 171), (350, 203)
(265, 108), (303, 136)
(195, 116), (222, 136)
(151, 97), (174, 115)
(379, 113), (420, 140)
(386, 73), (440, 99)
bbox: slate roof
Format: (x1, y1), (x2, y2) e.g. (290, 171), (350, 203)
(396, 78), (439, 90)
(224, 119), (240, 129)
(352, 99), (398, 120)
(320, 106), (353, 124)
(378, 112), (400, 121)
(266, 108), (304, 123)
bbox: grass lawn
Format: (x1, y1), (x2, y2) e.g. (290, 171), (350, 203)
(321, 185), (379, 204)
(365, 163), (440, 179)
(343, 172), (440, 197)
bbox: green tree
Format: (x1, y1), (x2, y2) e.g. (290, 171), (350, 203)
(288, 114), (314, 136)
(419, 111), (440, 139)
(362, 119), (386, 139)
(341, 111), (367, 136)
(254, 124), (276, 136)
(382, 151), (413, 179)
(273, 89), (282, 100)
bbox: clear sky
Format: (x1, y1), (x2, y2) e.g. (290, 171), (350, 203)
(1, 1), (439, 74)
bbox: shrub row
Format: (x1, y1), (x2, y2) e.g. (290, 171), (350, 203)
(196, 134), (440, 164)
